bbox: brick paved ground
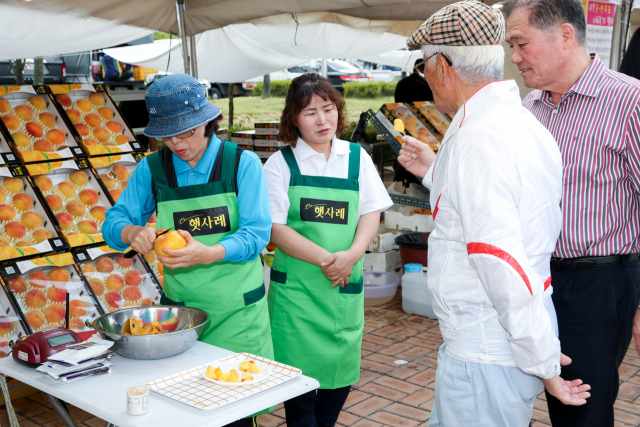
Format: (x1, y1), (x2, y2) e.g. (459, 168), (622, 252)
(3, 287), (640, 426)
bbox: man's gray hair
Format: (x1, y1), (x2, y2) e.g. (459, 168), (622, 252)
(421, 44), (505, 86)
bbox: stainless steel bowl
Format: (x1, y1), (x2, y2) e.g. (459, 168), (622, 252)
(92, 306), (209, 360)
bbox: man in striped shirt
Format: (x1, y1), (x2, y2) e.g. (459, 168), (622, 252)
(505, 0), (640, 426)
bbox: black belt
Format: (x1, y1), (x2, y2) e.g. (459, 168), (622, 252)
(551, 254), (639, 271)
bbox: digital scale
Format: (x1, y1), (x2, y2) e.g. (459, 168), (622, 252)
(12, 327), (82, 367)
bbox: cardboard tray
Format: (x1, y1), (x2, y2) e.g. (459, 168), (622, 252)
(89, 154), (139, 205)
(379, 103), (441, 150)
(0, 273), (31, 355)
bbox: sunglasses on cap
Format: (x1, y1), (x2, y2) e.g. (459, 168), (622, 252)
(156, 129), (196, 143)
(414, 53), (453, 78)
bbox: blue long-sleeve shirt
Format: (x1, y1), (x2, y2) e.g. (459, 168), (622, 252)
(102, 136), (271, 262)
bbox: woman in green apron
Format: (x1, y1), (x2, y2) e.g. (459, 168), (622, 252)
(264, 74), (393, 427)
(103, 74), (273, 427)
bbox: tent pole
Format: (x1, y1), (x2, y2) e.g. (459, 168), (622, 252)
(178, 0), (191, 75)
(321, 58), (327, 78)
(610, 0), (631, 70)
(190, 36), (199, 79)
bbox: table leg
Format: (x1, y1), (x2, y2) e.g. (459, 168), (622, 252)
(42, 392), (78, 427)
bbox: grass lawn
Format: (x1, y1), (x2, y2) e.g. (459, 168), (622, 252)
(211, 95), (395, 132)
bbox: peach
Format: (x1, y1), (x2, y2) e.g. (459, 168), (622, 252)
(77, 219), (98, 235)
(25, 310), (45, 330)
(154, 230), (187, 257)
(66, 109), (82, 124)
(56, 181), (76, 199)
(84, 113), (102, 128)
(45, 194), (63, 212)
(143, 251), (156, 264)
(68, 170), (88, 188)
(7, 276), (27, 294)
(0, 236), (11, 248)
(69, 300), (87, 317)
(88, 93), (105, 107)
(74, 123), (90, 138)
(25, 122), (44, 138)
(114, 135), (130, 145)
(44, 304), (66, 325)
(3, 177), (23, 195)
(115, 254), (133, 269)
(55, 212), (74, 231)
(158, 275), (164, 286)
(88, 278), (104, 296)
(99, 174), (117, 190)
(124, 270), (143, 287)
(83, 138), (98, 146)
(1, 114), (20, 132)
(157, 263), (163, 276)
(104, 291), (123, 309)
(105, 274), (124, 292)
(4, 221), (26, 239)
(89, 206), (106, 222)
(49, 267), (70, 283)
(56, 94), (72, 109)
(147, 214), (157, 224)
(79, 189), (99, 206)
(38, 112), (56, 129)
(47, 284), (68, 303)
(65, 200), (86, 218)
(12, 193), (33, 212)
(120, 180), (128, 190)
(33, 139), (54, 152)
(140, 297), (154, 306)
(34, 175), (53, 193)
(70, 317), (85, 330)
(97, 107), (113, 121)
(80, 262), (96, 275)
(122, 286), (142, 302)
(0, 317), (13, 337)
(106, 121), (122, 134)
(32, 229), (52, 243)
(14, 105), (34, 122)
(74, 99), (93, 114)
(92, 127), (110, 143)
(0, 188), (5, 204)
(26, 96), (46, 112)
(15, 240), (34, 247)
(11, 132), (31, 149)
(111, 164), (129, 181)
(24, 289), (47, 309)
(95, 257), (115, 273)
(0, 98), (10, 115)
(21, 211), (43, 230)
(0, 204), (11, 222)
(28, 271), (48, 289)
(109, 189), (122, 203)
(45, 129), (65, 147)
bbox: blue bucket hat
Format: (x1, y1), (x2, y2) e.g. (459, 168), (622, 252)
(143, 74), (221, 139)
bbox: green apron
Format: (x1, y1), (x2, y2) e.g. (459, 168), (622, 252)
(147, 141), (273, 361)
(268, 143), (365, 389)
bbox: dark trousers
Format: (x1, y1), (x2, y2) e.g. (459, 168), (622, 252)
(223, 416), (257, 427)
(546, 258), (640, 427)
(284, 386), (351, 427)
(104, 69), (133, 82)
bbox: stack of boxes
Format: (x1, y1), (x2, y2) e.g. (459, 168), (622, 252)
(229, 121), (285, 164)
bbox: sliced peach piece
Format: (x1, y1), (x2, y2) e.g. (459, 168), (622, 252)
(239, 361), (251, 372)
(227, 376), (240, 383)
(242, 371), (253, 381)
(214, 367), (222, 379)
(204, 366), (218, 380)
(248, 361), (261, 373)
(230, 369), (239, 379)
(218, 372), (231, 382)
(241, 376), (254, 382)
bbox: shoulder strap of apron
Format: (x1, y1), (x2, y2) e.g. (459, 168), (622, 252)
(280, 145), (301, 177)
(348, 142), (361, 181)
(147, 150), (169, 189)
(221, 140), (238, 184)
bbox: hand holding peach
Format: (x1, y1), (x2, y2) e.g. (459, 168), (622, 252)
(158, 230), (225, 269)
(122, 225), (162, 255)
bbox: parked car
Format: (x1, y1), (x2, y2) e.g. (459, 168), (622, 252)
(0, 57), (66, 85)
(145, 72), (230, 99)
(243, 60), (321, 93)
(326, 59), (373, 92)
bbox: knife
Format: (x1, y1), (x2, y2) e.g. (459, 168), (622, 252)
(123, 228), (174, 259)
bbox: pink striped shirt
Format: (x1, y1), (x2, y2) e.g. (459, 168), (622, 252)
(523, 55), (640, 258)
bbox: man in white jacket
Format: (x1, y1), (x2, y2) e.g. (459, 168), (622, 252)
(398, 2), (591, 426)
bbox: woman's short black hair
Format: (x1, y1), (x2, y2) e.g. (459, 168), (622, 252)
(203, 114), (225, 137)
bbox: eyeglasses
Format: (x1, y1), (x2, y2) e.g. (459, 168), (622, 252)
(414, 53), (453, 78)
(157, 129), (195, 143)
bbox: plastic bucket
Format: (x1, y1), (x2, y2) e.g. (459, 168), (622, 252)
(395, 232), (429, 269)
(364, 271), (401, 306)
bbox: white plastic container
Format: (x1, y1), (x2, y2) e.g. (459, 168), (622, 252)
(401, 263), (437, 319)
(364, 271), (401, 306)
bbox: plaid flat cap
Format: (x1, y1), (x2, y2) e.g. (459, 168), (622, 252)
(407, 0), (505, 50)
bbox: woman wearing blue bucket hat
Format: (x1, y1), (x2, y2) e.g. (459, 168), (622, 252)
(103, 74), (274, 425)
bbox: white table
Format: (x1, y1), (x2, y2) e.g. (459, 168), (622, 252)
(0, 342), (320, 427)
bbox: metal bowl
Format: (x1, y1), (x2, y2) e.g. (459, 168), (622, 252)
(92, 306), (209, 360)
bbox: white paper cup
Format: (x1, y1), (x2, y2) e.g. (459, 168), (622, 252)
(126, 386), (150, 415)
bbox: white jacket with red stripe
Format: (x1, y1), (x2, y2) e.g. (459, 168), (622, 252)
(422, 80), (562, 379)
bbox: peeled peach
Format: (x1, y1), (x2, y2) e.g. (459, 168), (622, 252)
(25, 310), (45, 330)
(109, 189), (122, 203)
(56, 181), (76, 199)
(25, 122), (44, 138)
(88, 278), (104, 296)
(0, 98), (10, 115)
(38, 112), (56, 129)
(2, 177), (23, 194)
(2, 114), (21, 132)
(15, 105), (34, 122)
(122, 286), (142, 302)
(55, 212), (74, 231)
(74, 99), (93, 114)
(88, 93), (105, 107)
(28, 271), (48, 289)
(69, 300), (87, 318)
(45, 194), (63, 212)
(97, 107), (113, 121)
(92, 127), (111, 143)
(21, 211), (43, 230)
(4, 221), (26, 239)
(56, 94), (72, 109)
(154, 230), (187, 257)
(79, 189), (99, 206)
(84, 113), (102, 128)
(26, 96), (46, 112)
(105, 274), (124, 292)
(75, 123), (90, 138)
(32, 229), (52, 244)
(33, 139), (54, 152)
(12, 193), (33, 212)
(65, 200), (86, 218)
(24, 289), (47, 309)
(45, 129), (65, 147)
(115, 135), (130, 145)
(12, 132), (31, 149)
(124, 270), (143, 287)
(66, 109), (82, 124)
(7, 276), (27, 294)
(44, 304), (66, 324)
(104, 291), (123, 309)
(77, 219), (98, 234)
(111, 164), (128, 181)
(34, 175), (53, 193)
(89, 206), (106, 222)
(47, 284), (68, 303)
(115, 254), (133, 269)
(99, 173), (117, 190)
(95, 257), (115, 273)
(49, 267), (70, 283)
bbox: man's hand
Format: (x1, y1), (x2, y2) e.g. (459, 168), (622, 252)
(125, 226), (163, 255)
(158, 230), (225, 269)
(321, 251), (359, 288)
(632, 307), (640, 355)
(543, 353), (591, 406)
(397, 136), (437, 179)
